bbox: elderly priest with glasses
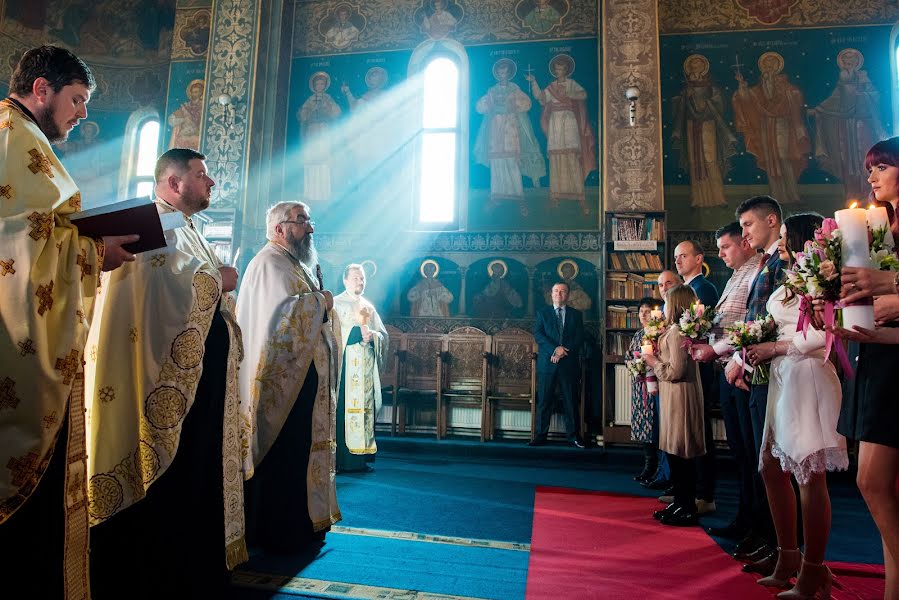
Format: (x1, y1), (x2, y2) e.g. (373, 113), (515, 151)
(237, 200), (341, 554)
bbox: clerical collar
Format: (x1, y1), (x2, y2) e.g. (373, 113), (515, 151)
(153, 198), (196, 230)
(3, 97), (37, 125)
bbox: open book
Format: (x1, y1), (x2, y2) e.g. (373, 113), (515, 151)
(69, 196), (166, 254)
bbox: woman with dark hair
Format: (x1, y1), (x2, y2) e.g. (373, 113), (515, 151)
(833, 136), (899, 598)
(628, 297), (667, 483)
(745, 213), (847, 598)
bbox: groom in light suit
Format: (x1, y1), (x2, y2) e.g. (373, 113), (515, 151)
(531, 281), (585, 447)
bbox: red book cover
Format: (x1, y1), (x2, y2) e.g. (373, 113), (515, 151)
(69, 197), (166, 254)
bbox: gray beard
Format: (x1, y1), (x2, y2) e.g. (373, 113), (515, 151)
(293, 234), (318, 269)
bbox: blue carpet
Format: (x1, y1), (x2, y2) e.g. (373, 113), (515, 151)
(231, 438), (883, 599)
(238, 531), (527, 599)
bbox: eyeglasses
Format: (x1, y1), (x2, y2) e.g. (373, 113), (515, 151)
(280, 219), (315, 228)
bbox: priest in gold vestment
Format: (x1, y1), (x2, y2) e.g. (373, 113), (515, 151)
(237, 200), (341, 554)
(85, 149), (247, 597)
(0, 46), (138, 600)
(333, 264), (387, 472)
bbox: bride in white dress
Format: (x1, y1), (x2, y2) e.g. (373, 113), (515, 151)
(745, 213), (848, 599)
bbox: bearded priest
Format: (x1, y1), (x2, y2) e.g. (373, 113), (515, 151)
(0, 46), (138, 600)
(333, 263), (387, 473)
(237, 200), (341, 554)
(84, 148), (247, 598)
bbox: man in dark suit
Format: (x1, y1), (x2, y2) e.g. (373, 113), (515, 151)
(674, 240), (720, 515)
(531, 281), (585, 447)
(725, 195), (786, 571)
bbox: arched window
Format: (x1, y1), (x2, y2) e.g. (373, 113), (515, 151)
(118, 109), (161, 199)
(409, 41), (470, 229)
(419, 57), (459, 224)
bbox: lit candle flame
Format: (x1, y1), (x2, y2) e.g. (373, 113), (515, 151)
(849, 200), (858, 209)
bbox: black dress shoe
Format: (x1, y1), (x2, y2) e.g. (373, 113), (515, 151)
(741, 548), (777, 576)
(641, 478), (671, 490)
(731, 534), (765, 559)
(735, 542), (773, 563)
(528, 437), (547, 447)
(569, 438), (585, 449)
(706, 521), (748, 539)
(660, 506), (699, 527)
(653, 502), (677, 521)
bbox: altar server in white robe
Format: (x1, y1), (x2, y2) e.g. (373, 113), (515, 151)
(333, 264), (388, 472)
(237, 200), (341, 554)
(85, 148), (247, 598)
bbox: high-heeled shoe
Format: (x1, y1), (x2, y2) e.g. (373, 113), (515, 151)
(777, 560), (839, 600)
(757, 547), (801, 588)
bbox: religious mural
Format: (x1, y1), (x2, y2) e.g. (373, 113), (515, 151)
(163, 60), (206, 150)
(468, 258), (528, 319)
(660, 0), (899, 34)
(413, 0), (463, 40)
(319, 2), (366, 50)
(168, 79), (205, 150)
(660, 26), (894, 230)
(170, 7), (210, 59)
(293, 0), (597, 56)
(297, 71), (342, 202)
(402, 258), (460, 318)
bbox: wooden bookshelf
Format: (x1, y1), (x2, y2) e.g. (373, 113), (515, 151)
(600, 211), (667, 446)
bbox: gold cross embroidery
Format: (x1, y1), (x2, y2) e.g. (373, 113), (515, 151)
(99, 386), (115, 403)
(27, 211), (53, 241)
(75, 309), (84, 324)
(42, 411), (58, 429)
(150, 254), (166, 267)
(76, 249), (93, 281)
(7, 451), (39, 487)
(0, 120), (12, 130)
(54, 349), (79, 385)
(36, 281), (54, 316)
(17, 338), (35, 356)
(27, 149), (54, 178)
(0, 184), (11, 199)
(68, 192), (81, 210)
(0, 377), (21, 411)
(0, 259), (14, 276)
(129, 327), (138, 343)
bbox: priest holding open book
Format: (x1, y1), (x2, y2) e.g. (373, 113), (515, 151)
(0, 45), (139, 599)
(84, 148), (248, 598)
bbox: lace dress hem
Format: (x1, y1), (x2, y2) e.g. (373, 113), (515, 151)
(766, 438), (849, 485)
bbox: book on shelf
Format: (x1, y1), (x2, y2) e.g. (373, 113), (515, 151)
(69, 196), (166, 254)
(608, 252), (663, 271)
(609, 214), (666, 242)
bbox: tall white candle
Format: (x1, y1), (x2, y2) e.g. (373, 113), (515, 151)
(835, 207), (872, 268)
(836, 206), (875, 330)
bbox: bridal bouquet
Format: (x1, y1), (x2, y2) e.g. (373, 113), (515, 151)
(625, 354), (647, 378)
(724, 315), (778, 384)
(678, 302), (717, 344)
(870, 221), (899, 271)
(783, 218), (842, 307)
(625, 353), (658, 394)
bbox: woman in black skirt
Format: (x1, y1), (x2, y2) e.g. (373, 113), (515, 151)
(832, 136), (899, 597)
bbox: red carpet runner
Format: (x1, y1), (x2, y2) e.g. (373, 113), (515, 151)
(525, 487), (885, 600)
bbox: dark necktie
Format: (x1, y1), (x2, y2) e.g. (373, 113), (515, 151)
(556, 307), (564, 344)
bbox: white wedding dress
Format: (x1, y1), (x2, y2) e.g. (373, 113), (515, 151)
(760, 286), (849, 484)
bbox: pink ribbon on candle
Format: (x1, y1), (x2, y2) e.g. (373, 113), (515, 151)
(822, 300), (855, 379)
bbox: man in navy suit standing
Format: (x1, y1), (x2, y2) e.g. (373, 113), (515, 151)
(674, 240), (720, 515)
(531, 281), (585, 447)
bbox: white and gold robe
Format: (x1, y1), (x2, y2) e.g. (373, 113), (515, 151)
(84, 200), (247, 569)
(236, 242), (340, 531)
(333, 292), (386, 455)
(0, 98), (103, 600)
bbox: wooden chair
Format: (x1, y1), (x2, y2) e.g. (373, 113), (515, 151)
(380, 325), (404, 435)
(485, 327), (537, 441)
(439, 326), (490, 441)
(394, 331), (444, 437)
